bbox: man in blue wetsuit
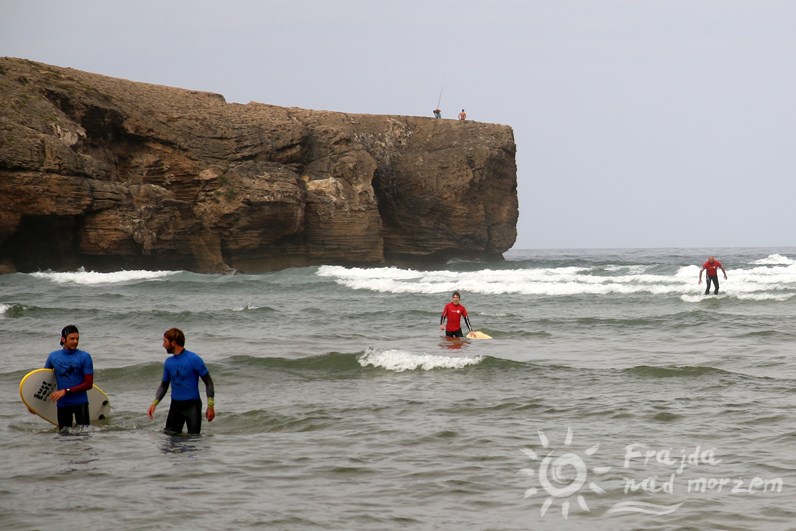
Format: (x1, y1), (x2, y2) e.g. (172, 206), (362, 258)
(45, 325), (95, 430)
(147, 328), (215, 435)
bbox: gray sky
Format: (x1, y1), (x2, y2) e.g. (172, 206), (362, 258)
(2, 1), (795, 250)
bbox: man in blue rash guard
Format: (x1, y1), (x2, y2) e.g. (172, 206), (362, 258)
(147, 328), (215, 435)
(45, 325), (95, 430)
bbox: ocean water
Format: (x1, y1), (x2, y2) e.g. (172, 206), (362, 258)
(1, 247), (795, 530)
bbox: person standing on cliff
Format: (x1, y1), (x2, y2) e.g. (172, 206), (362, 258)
(147, 328), (215, 435)
(698, 256), (728, 295)
(44, 325), (95, 431)
(458, 109), (467, 121)
(440, 291), (472, 338)
(433, 108), (442, 118)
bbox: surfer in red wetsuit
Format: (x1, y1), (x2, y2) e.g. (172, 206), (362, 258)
(698, 256), (728, 295)
(440, 291), (472, 338)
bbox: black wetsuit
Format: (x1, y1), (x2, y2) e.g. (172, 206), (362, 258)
(165, 399), (203, 435)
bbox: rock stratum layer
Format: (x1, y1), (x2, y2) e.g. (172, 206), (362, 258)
(0, 58), (517, 274)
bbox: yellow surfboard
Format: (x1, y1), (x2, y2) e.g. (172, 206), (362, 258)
(467, 330), (492, 339)
(20, 368), (111, 426)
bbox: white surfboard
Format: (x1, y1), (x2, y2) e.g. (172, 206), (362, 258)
(467, 330), (492, 339)
(19, 368), (111, 426)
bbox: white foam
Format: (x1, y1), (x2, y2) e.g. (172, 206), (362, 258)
(232, 303), (262, 312)
(358, 347), (483, 372)
(317, 265), (446, 293)
(0, 303), (10, 316)
(735, 292), (794, 302)
(318, 256), (796, 300)
(753, 254), (794, 266)
(681, 291), (793, 303)
(605, 264), (651, 275)
(680, 294), (704, 303)
(30, 268), (178, 285)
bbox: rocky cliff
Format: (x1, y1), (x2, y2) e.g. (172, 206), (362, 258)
(0, 58), (518, 274)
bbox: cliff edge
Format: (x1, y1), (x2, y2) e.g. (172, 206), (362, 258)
(0, 58), (518, 273)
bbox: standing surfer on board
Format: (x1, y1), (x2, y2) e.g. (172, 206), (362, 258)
(440, 291), (472, 338)
(698, 256), (728, 295)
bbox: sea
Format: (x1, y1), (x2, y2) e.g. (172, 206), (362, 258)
(1, 247), (795, 530)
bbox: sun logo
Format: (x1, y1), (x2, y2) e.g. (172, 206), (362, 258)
(520, 426), (611, 519)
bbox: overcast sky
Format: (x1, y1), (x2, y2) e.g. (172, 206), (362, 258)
(2, 1), (795, 250)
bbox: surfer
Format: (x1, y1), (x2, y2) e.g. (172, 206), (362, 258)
(698, 256), (728, 295)
(440, 290), (472, 338)
(44, 325), (95, 430)
(147, 328), (215, 435)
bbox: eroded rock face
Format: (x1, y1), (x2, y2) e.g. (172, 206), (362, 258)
(0, 58), (517, 273)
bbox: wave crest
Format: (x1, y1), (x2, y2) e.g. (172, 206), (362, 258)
(358, 347), (483, 372)
(31, 268), (178, 285)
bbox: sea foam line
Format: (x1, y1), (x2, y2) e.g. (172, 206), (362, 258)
(31, 269), (178, 285)
(317, 262), (796, 297)
(606, 500), (683, 515)
(358, 348), (483, 372)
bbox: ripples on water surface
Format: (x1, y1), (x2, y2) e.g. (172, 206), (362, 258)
(1, 248), (795, 529)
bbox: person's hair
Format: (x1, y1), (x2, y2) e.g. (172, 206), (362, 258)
(60, 324), (79, 345)
(164, 327), (186, 347)
(452, 291), (461, 298)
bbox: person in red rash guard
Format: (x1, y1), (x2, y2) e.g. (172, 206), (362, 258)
(440, 291), (472, 338)
(698, 256), (728, 295)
